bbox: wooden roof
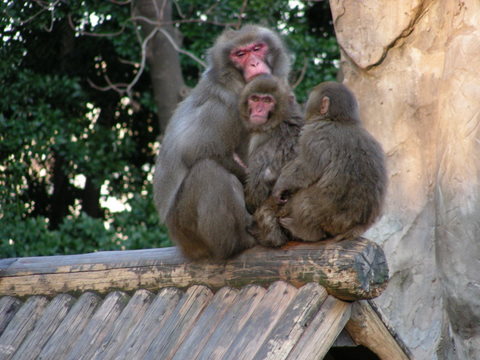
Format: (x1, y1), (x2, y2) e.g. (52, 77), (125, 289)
(0, 239), (410, 360)
(1, 282), (352, 360)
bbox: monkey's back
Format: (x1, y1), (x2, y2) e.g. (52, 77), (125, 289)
(287, 121), (387, 236)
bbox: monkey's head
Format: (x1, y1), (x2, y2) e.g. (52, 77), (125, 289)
(239, 75), (290, 132)
(208, 25), (291, 86)
(305, 81), (361, 124)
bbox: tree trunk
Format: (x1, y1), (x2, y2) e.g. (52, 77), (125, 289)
(133, 0), (188, 133)
(329, 1), (480, 358)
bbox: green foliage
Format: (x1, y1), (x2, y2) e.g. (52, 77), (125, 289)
(0, 0), (338, 258)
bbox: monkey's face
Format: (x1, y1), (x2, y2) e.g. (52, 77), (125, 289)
(248, 93), (276, 126)
(229, 42), (272, 82)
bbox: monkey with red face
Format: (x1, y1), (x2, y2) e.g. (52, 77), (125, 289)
(154, 25), (291, 259)
(239, 75), (303, 246)
(240, 75), (302, 212)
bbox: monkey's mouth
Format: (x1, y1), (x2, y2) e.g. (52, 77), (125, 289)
(250, 114), (269, 125)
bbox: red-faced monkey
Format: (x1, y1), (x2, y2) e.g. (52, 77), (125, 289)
(239, 75), (303, 213)
(269, 81), (387, 245)
(154, 25), (291, 259)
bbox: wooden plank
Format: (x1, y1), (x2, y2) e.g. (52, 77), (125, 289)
(253, 283), (329, 360)
(65, 291), (129, 360)
(286, 296), (352, 360)
(345, 300), (411, 360)
(91, 289), (154, 360)
(0, 238), (389, 301)
(0, 298), (21, 336)
(12, 294), (75, 360)
(109, 287), (182, 360)
(0, 296), (49, 360)
(223, 281), (298, 360)
(38, 292), (101, 359)
(196, 285), (267, 360)
(172, 287), (239, 360)
(143, 285), (213, 360)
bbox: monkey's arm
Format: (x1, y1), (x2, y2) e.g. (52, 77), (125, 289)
(272, 136), (332, 203)
(272, 158), (313, 202)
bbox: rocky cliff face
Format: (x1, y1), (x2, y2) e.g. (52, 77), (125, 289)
(329, 1), (480, 358)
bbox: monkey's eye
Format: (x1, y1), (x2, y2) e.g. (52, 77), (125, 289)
(235, 50), (246, 57)
(250, 95), (260, 102)
(253, 44), (263, 52)
(263, 97), (273, 103)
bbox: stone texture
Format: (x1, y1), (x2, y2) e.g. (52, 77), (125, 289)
(329, 0), (480, 359)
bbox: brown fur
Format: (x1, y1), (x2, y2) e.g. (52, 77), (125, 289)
(241, 75), (302, 211)
(238, 75), (303, 246)
(269, 81), (387, 245)
(153, 26), (291, 259)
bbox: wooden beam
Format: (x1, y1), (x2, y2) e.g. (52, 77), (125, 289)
(0, 238), (388, 301)
(285, 296), (352, 360)
(345, 301), (412, 360)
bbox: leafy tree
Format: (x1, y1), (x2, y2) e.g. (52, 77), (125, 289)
(0, 0), (338, 257)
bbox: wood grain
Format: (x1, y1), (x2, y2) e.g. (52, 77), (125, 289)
(0, 238), (388, 301)
(286, 296), (352, 360)
(345, 301), (411, 360)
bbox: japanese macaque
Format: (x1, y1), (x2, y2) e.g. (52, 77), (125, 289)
(153, 25), (291, 259)
(265, 81), (387, 246)
(239, 75), (303, 213)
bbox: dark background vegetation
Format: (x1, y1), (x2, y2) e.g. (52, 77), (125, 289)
(0, 0), (338, 257)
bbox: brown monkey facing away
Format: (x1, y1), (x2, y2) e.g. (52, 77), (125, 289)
(267, 81), (387, 246)
(153, 25), (291, 259)
(239, 75), (303, 213)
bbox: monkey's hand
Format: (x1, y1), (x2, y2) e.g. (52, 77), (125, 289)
(272, 188), (290, 205)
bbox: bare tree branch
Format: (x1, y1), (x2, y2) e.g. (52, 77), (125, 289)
(157, 27), (207, 68)
(292, 57), (309, 89)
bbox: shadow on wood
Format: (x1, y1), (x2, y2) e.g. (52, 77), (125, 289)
(0, 237), (388, 301)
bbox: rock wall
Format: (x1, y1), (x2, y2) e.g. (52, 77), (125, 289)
(329, 1), (480, 359)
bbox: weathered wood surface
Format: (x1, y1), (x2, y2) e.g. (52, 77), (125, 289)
(38, 292), (101, 360)
(0, 298), (21, 337)
(0, 281), (411, 359)
(12, 294), (75, 360)
(253, 283), (328, 360)
(223, 281), (297, 360)
(196, 285), (267, 360)
(346, 301), (412, 360)
(143, 285), (213, 359)
(91, 289), (154, 360)
(172, 287), (239, 360)
(286, 296), (352, 360)
(0, 238), (388, 301)
(66, 291), (129, 360)
(106, 287), (182, 360)
(0, 296), (49, 360)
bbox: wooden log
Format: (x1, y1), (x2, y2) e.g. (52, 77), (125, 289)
(196, 285), (267, 360)
(0, 298), (21, 337)
(38, 292), (101, 360)
(285, 296), (352, 360)
(345, 301), (412, 360)
(111, 287), (182, 360)
(253, 283), (328, 360)
(143, 285), (213, 360)
(0, 296), (49, 360)
(172, 287), (239, 360)
(65, 291), (129, 360)
(12, 294), (75, 360)
(91, 289), (154, 360)
(223, 281), (297, 360)
(0, 237), (388, 301)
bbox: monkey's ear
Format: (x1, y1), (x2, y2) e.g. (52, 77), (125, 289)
(320, 96), (330, 115)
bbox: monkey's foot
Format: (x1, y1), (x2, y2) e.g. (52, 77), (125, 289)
(279, 217), (326, 242)
(257, 226), (289, 248)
